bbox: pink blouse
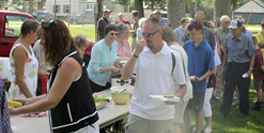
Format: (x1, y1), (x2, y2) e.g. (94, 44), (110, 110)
(109, 39), (131, 81)
(117, 39), (131, 58)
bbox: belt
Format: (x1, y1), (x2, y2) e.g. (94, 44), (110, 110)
(228, 62), (249, 66)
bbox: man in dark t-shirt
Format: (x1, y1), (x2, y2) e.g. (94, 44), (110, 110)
(97, 9), (111, 40)
(130, 10), (139, 51)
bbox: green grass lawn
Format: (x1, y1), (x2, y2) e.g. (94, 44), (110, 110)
(176, 79), (264, 133)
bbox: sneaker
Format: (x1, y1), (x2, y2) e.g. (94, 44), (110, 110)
(233, 95), (237, 100)
(217, 113), (228, 119)
(252, 101), (263, 111)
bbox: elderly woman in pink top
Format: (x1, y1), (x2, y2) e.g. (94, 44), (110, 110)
(110, 22), (131, 79)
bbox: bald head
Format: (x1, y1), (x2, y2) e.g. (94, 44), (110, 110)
(220, 15), (230, 22)
(144, 17), (162, 31)
(220, 15), (230, 31)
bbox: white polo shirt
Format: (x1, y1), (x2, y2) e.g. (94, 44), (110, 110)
(130, 41), (186, 120)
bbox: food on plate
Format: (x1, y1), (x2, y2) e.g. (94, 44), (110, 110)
(8, 99), (22, 108)
(164, 94), (174, 98)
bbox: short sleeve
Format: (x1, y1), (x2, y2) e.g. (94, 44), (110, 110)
(255, 51), (263, 67)
(172, 52), (186, 85)
(224, 37), (229, 53)
(207, 50), (215, 70)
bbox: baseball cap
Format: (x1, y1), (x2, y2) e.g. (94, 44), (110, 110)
(103, 9), (111, 13)
(229, 20), (242, 29)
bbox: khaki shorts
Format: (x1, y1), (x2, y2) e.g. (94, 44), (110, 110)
(125, 114), (173, 133)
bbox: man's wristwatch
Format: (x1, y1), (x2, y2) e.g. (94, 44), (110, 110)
(249, 67), (253, 71)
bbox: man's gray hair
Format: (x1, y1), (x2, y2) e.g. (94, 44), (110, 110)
(115, 22), (130, 35)
(195, 11), (205, 19)
(220, 15), (230, 22)
(73, 34), (89, 47)
(237, 17), (245, 23)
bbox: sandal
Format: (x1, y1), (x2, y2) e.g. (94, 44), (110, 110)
(204, 127), (212, 133)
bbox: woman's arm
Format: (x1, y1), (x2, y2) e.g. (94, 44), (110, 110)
(10, 58), (81, 115)
(13, 46), (33, 98)
(38, 67), (50, 78)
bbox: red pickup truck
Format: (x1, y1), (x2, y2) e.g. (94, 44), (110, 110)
(0, 11), (94, 66)
(0, 11), (36, 57)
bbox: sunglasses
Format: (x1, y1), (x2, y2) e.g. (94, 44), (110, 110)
(110, 33), (118, 36)
(142, 30), (160, 37)
(49, 19), (54, 24)
(262, 24), (264, 27)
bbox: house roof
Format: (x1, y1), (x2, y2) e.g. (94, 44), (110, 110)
(233, 0), (264, 13)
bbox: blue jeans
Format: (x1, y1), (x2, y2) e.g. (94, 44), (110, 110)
(220, 63), (250, 115)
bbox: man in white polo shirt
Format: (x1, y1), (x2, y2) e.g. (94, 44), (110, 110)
(121, 17), (187, 133)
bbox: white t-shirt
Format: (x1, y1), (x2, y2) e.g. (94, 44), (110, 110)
(130, 41), (186, 120)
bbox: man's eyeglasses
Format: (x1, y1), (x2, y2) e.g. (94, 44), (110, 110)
(225, 21), (230, 24)
(110, 33), (118, 36)
(142, 30), (160, 37)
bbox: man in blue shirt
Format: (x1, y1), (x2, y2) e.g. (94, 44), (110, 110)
(183, 20), (215, 133)
(237, 17), (252, 37)
(218, 20), (255, 118)
(154, 10), (168, 26)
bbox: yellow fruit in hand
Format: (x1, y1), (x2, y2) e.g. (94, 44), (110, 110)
(8, 100), (22, 108)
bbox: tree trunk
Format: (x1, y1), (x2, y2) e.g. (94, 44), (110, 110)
(214, 0), (232, 28)
(167, 0), (185, 29)
(96, 0), (103, 41)
(28, 0), (33, 15)
(124, 4), (128, 12)
(135, 0), (144, 18)
(151, 0), (154, 11)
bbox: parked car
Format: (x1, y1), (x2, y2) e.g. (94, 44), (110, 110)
(149, 11), (167, 18)
(33, 11), (53, 22)
(66, 9), (95, 24)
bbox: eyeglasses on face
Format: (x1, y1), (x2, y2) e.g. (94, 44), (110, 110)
(262, 24), (264, 27)
(109, 33), (118, 36)
(225, 21), (230, 24)
(142, 30), (160, 37)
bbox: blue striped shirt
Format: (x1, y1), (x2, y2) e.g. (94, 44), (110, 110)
(224, 32), (255, 63)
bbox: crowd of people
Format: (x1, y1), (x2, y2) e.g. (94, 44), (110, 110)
(1, 8), (263, 133)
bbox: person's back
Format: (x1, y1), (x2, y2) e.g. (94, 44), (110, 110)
(174, 27), (185, 45)
(202, 27), (216, 49)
